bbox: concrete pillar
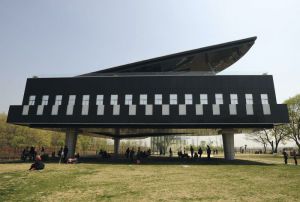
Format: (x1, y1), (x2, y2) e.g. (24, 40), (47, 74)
(65, 129), (78, 158)
(222, 131), (235, 160)
(114, 128), (120, 158)
(114, 137), (120, 158)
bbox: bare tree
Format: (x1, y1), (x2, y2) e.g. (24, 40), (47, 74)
(246, 130), (268, 153)
(270, 126), (289, 153)
(247, 127), (288, 154)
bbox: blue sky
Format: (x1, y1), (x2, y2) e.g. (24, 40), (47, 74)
(1, 1), (300, 112)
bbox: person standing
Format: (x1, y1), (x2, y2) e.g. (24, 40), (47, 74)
(136, 147), (141, 164)
(159, 147), (163, 155)
(283, 149), (288, 165)
(169, 147), (173, 157)
(198, 147), (203, 158)
(29, 146), (35, 161)
(292, 150), (298, 165)
(63, 146), (69, 161)
(129, 147), (135, 162)
(207, 145), (211, 160)
(125, 147), (130, 158)
(41, 146), (45, 154)
(190, 145), (194, 158)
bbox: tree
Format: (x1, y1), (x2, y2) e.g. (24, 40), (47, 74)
(246, 130), (268, 153)
(270, 125), (289, 153)
(284, 94), (300, 152)
(247, 126), (289, 154)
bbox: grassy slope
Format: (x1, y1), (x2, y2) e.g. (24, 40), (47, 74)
(0, 156), (299, 202)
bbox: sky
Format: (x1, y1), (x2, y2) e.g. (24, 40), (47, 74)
(0, 1), (299, 147)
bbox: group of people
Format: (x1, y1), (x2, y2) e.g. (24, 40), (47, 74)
(283, 149), (298, 165)
(98, 149), (111, 158)
(125, 147), (151, 163)
(21, 146), (45, 171)
(58, 146), (69, 161)
(21, 146), (38, 161)
(177, 145), (212, 159)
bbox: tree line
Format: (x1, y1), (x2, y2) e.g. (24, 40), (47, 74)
(0, 114), (109, 156)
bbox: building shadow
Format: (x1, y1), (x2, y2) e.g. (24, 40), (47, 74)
(0, 156), (273, 166)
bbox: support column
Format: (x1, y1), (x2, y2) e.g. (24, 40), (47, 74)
(221, 130), (235, 160)
(114, 128), (120, 158)
(65, 129), (78, 158)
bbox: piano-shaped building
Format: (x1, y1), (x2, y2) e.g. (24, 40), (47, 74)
(7, 36), (289, 160)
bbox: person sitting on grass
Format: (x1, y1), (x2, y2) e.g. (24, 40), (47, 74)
(29, 155), (45, 171)
(194, 152), (198, 158)
(67, 153), (80, 164)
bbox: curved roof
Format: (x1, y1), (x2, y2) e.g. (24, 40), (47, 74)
(81, 36), (256, 76)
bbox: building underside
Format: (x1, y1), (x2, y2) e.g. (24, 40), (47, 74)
(7, 36), (289, 160)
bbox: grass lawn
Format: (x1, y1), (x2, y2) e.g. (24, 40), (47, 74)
(0, 155), (299, 202)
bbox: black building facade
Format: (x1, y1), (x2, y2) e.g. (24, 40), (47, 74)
(7, 37), (289, 160)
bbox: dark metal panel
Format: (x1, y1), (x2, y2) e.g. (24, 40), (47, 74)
(9, 75), (289, 128)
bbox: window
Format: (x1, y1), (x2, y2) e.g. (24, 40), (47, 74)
(97, 105), (105, 115)
(110, 95), (118, 105)
(55, 95), (63, 105)
(162, 105), (169, 115)
(82, 95), (90, 105)
(96, 95), (104, 105)
(41, 95), (49, 105)
(230, 94), (238, 104)
(213, 104), (220, 115)
(125, 94), (132, 105)
(261, 94), (269, 104)
(195, 104), (203, 115)
(155, 94), (162, 105)
(81, 95), (89, 115)
(185, 94), (193, 105)
(129, 105), (136, 115)
(145, 105), (153, 115)
(229, 105), (237, 115)
(68, 95), (76, 105)
(215, 94), (223, 104)
(245, 94), (253, 104)
(170, 94), (177, 105)
(113, 105), (120, 115)
(179, 104), (186, 115)
(67, 96), (75, 115)
(200, 94), (208, 104)
(140, 94), (147, 105)
(28, 95), (36, 105)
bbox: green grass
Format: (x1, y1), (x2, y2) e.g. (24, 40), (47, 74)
(0, 155), (299, 202)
